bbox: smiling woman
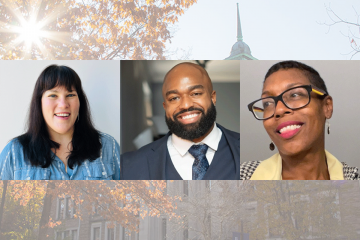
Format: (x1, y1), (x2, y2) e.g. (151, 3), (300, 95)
(241, 60), (359, 180)
(0, 65), (120, 180)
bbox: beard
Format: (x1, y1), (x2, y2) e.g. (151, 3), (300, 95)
(165, 102), (217, 141)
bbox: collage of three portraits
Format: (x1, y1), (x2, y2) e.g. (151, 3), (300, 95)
(1, 59), (359, 181)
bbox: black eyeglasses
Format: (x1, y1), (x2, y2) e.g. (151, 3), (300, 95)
(248, 85), (328, 120)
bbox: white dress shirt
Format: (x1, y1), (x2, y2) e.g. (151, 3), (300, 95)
(166, 123), (222, 180)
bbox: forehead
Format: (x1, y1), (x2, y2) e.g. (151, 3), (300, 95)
(162, 65), (210, 93)
(262, 69), (311, 96)
(44, 85), (76, 92)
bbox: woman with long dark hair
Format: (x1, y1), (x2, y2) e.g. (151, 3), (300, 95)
(0, 65), (120, 180)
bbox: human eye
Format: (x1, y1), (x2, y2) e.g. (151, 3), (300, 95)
(67, 93), (77, 97)
(262, 99), (274, 110)
(191, 91), (203, 97)
(288, 89), (307, 98)
(168, 96), (179, 102)
(48, 94), (57, 98)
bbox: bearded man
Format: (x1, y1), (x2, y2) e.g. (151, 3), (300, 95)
(121, 62), (240, 180)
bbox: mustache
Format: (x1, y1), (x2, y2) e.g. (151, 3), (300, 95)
(173, 107), (204, 119)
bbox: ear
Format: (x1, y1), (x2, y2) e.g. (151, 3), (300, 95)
(323, 95), (333, 119)
(211, 90), (216, 105)
(163, 101), (166, 110)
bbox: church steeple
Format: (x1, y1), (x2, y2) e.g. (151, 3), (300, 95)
(225, 3), (256, 60)
(237, 3), (243, 42)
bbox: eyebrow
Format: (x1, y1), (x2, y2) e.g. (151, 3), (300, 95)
(165, 85), (205, 97)
(261, 82), (304, 97)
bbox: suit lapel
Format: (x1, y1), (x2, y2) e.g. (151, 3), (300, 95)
(147, 133), (170, 180)
(217, 124), (240, 179)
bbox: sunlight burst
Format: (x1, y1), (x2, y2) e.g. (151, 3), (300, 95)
(0, 0), (71, 59)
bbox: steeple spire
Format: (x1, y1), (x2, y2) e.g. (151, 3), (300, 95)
(237, 3), (243, 42)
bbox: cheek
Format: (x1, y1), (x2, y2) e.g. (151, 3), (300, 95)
(263, 120), (273, 136)
(41, 98), (53, 115)
(72, 99), (80, 111)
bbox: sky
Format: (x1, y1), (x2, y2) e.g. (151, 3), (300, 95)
(166, 0), (360, 60)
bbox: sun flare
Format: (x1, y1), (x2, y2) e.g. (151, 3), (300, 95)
(0, 0), (71, 59)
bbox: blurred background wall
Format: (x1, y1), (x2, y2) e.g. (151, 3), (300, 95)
(121, 60), (240, 153)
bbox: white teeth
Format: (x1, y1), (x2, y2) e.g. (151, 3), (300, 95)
(182, 113), (199, 120)
(55, 113), (70, 117)
(279, 125), (302, 134)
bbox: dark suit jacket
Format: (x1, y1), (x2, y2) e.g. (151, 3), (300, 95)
(120, 124), (240, 180)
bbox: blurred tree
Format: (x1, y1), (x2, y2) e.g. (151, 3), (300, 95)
(167, 181), (251, 240)
(323, 4), (360, 59)
(0, 0), (197, 60)
(0, 181), (179, 240)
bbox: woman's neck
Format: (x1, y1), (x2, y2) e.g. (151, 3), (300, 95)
(281, 148), (330, 180)
(48, 128), (74, 171)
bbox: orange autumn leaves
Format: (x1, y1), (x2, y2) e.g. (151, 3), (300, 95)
(0, 180), (179, 235)
(0, 0), (197, 60)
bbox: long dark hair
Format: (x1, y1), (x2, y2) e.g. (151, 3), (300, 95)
(17, 65), (101, 168)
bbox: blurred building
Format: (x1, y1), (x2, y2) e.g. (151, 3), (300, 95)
(225, 3), (256, 60)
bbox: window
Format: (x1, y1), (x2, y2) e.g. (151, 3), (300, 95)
(55, 229), (78, 240)
(91, 223), (102, 240)
(57, 198), (65, 220)
(57, 197), (76, 220)
(105, 222), (116, 240)
(55, 231), (62, 240)
(65, 197), (73, 219)
(71, 230), (78, 240)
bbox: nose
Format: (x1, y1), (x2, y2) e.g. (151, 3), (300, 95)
(57, 96), (69, 108)
(179, 95), (194, 110)
(274, 100), (292, 119)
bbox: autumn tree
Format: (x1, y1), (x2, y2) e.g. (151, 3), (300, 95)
(0, 0), (197, 60)
(0, 180), (180, 240)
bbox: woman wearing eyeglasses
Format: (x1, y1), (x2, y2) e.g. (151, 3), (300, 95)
(240, 60), (359, 180)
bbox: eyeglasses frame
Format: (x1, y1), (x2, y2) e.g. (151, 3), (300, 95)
(248, 85), (328, 120)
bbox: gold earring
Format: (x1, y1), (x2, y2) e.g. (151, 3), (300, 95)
(269, 141), (275, 151)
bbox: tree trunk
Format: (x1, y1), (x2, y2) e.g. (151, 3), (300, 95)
(38, 181), (56, 240)
(0, 181), (8, 234)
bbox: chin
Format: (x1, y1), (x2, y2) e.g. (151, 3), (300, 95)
(278, 141), (306, 156)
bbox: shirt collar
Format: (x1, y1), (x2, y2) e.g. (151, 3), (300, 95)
(250, 150), (344, 180)
(171, 123), (221, 157)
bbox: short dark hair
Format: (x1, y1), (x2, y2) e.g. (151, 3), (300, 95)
(264, 61), (329, 94)
(17, 65), (101, 168)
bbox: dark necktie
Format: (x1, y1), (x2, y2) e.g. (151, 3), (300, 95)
(188, 144), (209, 180)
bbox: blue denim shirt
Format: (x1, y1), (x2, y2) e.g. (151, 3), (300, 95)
(0, 132), (120, 180)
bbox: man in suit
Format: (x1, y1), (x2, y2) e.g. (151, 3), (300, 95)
(121, 62), (239, 180)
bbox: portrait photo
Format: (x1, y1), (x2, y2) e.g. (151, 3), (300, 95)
(240, 60), (360, 180)
(0, 61), (120, 180)
(121, 60), (240, 180)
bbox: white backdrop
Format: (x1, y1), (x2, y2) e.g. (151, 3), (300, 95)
(0, 60), (120, 150)
(240, 60), (360, 168)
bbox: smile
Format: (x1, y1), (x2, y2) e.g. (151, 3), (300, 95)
(54, 113), (70, 117)
(276, 121), (304, 139)
(181, 113), (199, 119)
(176, 111), (201, 124)
(279, 124), (302, 134)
